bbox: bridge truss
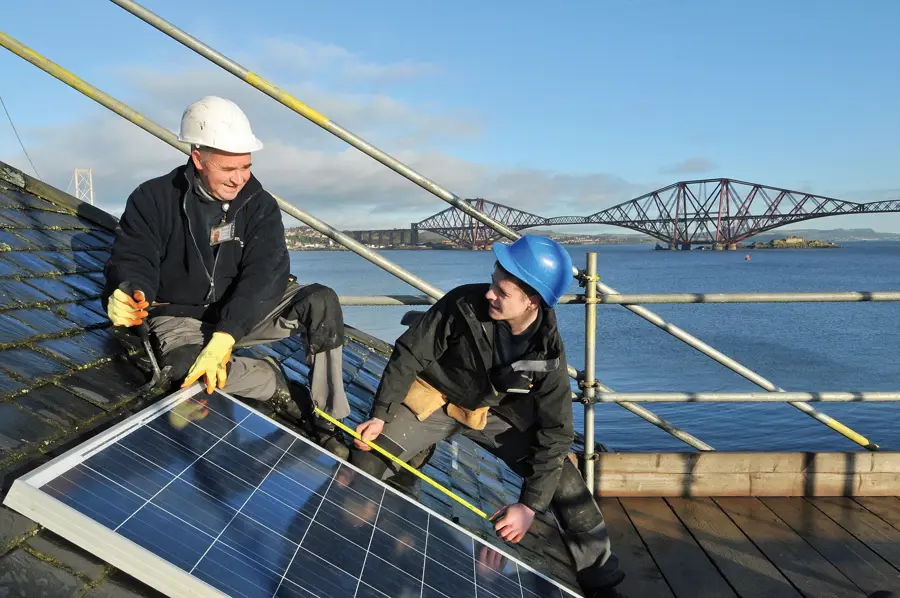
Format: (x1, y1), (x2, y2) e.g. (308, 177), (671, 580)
(414, 198), (548, 248)
(413, 179), (900, 248)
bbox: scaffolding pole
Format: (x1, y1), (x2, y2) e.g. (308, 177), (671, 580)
(583, 253), (598, 487)
(593, 391), (900, 403)
(336, 290), (900, 306)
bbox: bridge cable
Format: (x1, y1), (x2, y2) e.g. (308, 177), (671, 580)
(0, 91), (41, 181)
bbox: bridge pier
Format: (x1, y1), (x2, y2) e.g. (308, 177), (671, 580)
(681, 243), (691, 251)
(727, 243), (738, 250)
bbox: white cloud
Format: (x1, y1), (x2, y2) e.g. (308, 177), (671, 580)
(259, 38), (441, 84)
(1, 38), (657, 231)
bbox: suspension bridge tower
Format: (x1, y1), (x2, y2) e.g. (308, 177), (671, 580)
(72, 169), (94, 205)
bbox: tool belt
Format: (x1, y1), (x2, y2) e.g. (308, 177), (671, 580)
(402, 377), (489, 430)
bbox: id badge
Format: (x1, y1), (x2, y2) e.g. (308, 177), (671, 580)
(210, 222), (235, 246)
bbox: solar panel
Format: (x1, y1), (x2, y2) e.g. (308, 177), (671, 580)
(4, 386), (580, 598)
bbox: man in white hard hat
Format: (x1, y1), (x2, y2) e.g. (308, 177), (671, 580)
(102, 96), (351, 458)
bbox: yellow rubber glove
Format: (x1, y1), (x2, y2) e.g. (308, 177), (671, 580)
(106, 289), (149, 327)
(181, 332), (235, 394)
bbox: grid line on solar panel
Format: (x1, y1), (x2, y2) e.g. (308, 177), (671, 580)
(100, 461), (297, 556)
(275, 470), (335, 596)
(130, 424), (384, 553)
(161, 393), (440, 548)
(112, 413), (252, 532)
(74, 449), (499, 598)
(88, 457), (369, 596)
(105, 426), (379, 565)
(11, 389), (576, 598)
(61, 442), (383, 594)
(354, 484), (385, 596)
(422, 515), (431, 591)
(189, 437), (298, 574)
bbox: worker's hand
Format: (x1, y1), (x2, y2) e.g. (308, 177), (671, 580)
(491, 503), (535, 543)
(106, 288), (149, 327)
(181, 332), (235, 394)
(354, 418), (385, 451)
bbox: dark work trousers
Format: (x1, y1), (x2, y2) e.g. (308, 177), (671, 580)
(350, 403), (623, 590)
(149, 281), (350, 419)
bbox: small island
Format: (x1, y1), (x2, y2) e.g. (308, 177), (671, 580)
(747, 235), (841, 249)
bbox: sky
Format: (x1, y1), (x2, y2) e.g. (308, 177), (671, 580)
(1, 0), (898, 233)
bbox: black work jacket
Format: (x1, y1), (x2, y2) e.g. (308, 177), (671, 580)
(372, 283), (575, 512)
(102, 160), (291, 343)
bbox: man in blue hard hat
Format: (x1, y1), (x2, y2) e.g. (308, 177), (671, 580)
(349, 234), (625, 597)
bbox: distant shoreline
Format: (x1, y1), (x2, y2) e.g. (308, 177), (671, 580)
(286, 240), (655, 251)
(287, 238), (900, 252)
(286, 227), (900, 251)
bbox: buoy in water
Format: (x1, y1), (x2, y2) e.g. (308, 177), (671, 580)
(745, 255), (751, 261)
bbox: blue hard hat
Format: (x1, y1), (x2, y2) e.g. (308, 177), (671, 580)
(492, 235), (574, 307)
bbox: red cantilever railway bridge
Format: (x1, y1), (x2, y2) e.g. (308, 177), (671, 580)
(410, 179), (900, 249)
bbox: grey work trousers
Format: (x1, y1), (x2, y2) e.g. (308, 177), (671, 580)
(149, 282), (351, 419)
(349, 404), (623, 590)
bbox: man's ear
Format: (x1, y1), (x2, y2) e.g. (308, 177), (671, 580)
(190, 148), (204, 171)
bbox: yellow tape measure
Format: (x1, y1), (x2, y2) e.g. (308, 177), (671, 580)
(314, 408), (489, 520)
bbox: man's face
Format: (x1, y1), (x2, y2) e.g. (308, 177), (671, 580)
(485, 266), (539, 322)
(192, 148), (252, 201)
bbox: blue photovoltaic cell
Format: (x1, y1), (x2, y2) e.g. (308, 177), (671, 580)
(37, 390), (571, 598)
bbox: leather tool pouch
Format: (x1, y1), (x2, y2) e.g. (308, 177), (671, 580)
(402, 377), (489, 430)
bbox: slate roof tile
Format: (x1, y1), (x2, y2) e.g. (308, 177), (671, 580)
(0, 230), (36, 251)
(25, 530), (108, 581)
(16, 383), (105, 428)
(61, 273), (104, 296)
(60, 301), (108, 328)
(87, 249), (111, 263)
(0, 208), (44, 228)
(0, 548), (87, 594)
(0, 370), (24, 397)
(0, 254), (38, 277)
(36, 330), (115, 367)
(0, 403), (62, 452)
(0, 504), (39, 553)
(23, 276), (88, 302)
(5, 306), (79, 335)
(0, 347), (70, 382)
(35, 250), (96, 272)
(12, 228), (62, 249)
(0, 187), (65, 210)
(59, 361), (147, 409)
(0, 313), (40, 345)
(0, 279), (54, 307)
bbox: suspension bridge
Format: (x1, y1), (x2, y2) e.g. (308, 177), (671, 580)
(350, 178), (900, 249)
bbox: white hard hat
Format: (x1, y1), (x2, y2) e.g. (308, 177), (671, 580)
(177, 96), (264, 154)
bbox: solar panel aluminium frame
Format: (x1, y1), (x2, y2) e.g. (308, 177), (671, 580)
(3, 384), (582, 598)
